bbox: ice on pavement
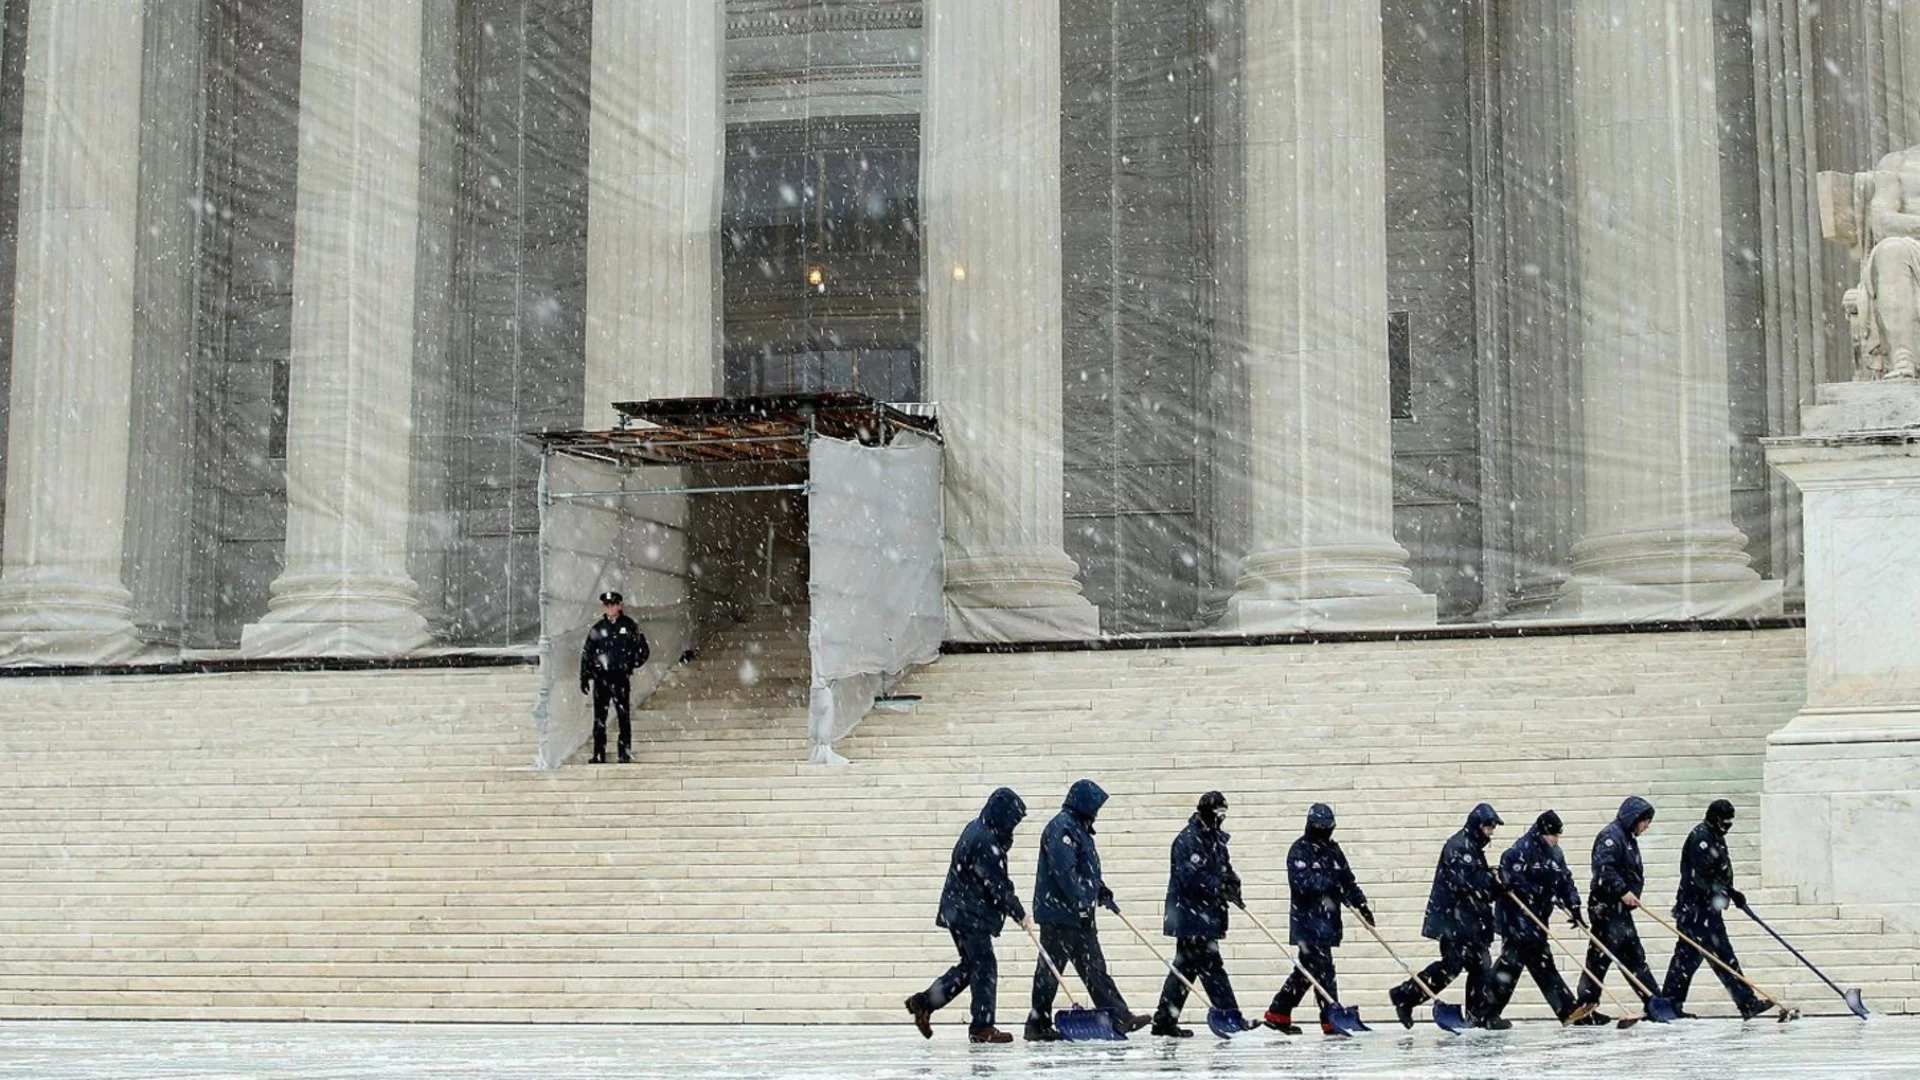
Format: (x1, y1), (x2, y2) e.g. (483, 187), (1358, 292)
(1, 1018), (1917, 1079)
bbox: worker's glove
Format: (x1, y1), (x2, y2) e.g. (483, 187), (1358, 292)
(1098, 885), (1120, 914)
(1569, 910), (1588, 930)
(1357, 903), (1376, 927)
(1728, 889), (1748, 909)
(579, 681), (590, 695)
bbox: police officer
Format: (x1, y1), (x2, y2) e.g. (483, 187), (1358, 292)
(1027, 780), (1147, 1040)
(1262, 802), (1372, 1035)
(1153, 791), (1246, 1037)
(1573, 796), (1660, 1023)
(1661, 799), (1768, 1019)
(1485, 810), (1583, 1023)
(579, 591), (647, 764)
(1390, 802), (1503, 1029)
(908, 787), (1034, 1043)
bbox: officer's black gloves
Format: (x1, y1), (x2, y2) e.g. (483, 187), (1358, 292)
(1569, 909), (1588, 930)
(1098, 885), (1120, 914)
(579, 681), (590, 695)
(1729, 888), (1748, 909)
(1357, 903), (1376, 927)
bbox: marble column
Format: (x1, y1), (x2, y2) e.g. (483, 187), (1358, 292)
(0, 0), (148, 665)
(241, 0), (433, 656)
(1553, 0), (1781, 620)
(923, 0), (1099, 642)
(583, 0), (721, 424)
(1221, 0), (1435, 631)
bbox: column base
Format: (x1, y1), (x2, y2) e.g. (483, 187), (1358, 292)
(1763, 706), (1920, 915)
(1549, 578), (1783, 620)
(942, 553), (1100, 643)
(240, 570), (433, 657)
(1219, 592), (1439, 633)
(0, 572), (147, 665)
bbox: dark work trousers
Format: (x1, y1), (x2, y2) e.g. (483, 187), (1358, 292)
(1266, 943), (1339, 1019)
(1486, 938), (1575, 1020)
(1396, 938), (1494, 1019)
(1576, 909), (1659, 1007)
(1662, 909), (1763, 1015)
(591, 674), (632, 760)
(1030, 923), (1133, 1021)
(925, 929), (1001, 1030)
(1155, 938), (1239, 1021)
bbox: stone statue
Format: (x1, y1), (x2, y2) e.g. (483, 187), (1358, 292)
(1821, 150), (1920, 380)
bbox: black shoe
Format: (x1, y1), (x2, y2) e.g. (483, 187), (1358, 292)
(588, 753), (606, 764)
(617, 752), (632, 764)
(969, 1026), (1013, 1044)
(1573, 1009), (1612, 1026)
(1119, 1013), (1152, 1034)
(1390, 986), (1416, 1030)
(1261, 1010), (1302, 1035)
(1151, 1017), (1193, 1038)
(1023, 1018), (1059, 1042)
(1674, 1008), (1699, 1020)
(906, 993), (934, 1038)
(1476, 1016), (1512, 1031)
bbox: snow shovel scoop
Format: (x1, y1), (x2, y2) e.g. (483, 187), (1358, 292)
(1020, 921), (1128, 1041)
(1111, 908), (1247, 1038)
(1739, 902), (1870, 1019)
(1348, 906), (1469, 1034)
(1236, 903), (1368, 1035)
(1641, 906), (1799, 1023)
(1568, 914), (1682, 1024)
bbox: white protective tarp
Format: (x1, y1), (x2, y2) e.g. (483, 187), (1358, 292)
(806, 432), (944, 764)
(532, 453), (691, 769)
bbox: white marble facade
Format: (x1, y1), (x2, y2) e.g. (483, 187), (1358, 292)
(0, 0), (1906, 662)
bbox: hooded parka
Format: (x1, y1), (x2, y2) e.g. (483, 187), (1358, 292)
(1287, 803), (1368, 948)
(1033, 780), (1110, 927)
(1495, 811), (1581, 945)
(1163, 792), (1241, 941)
(938, 788), (1029, 935)
(1421, 802), (1502, 945)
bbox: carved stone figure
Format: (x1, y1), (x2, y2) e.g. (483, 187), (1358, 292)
(1821, 150), (1920, 380)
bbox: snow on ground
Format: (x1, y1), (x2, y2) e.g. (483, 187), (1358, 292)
(1, 1018), (1916, 1080)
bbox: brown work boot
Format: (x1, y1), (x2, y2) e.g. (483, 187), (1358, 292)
(968, 1026), (1013, 1044)
(905, 993), (934, 1038)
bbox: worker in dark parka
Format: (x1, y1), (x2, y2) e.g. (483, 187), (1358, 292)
(1152, 791), (1245, 1037)
(1484, 810), (1583, 1023)
(908, 787), (1034, 1044)
(1573, 795), (1660, 1024)
(1390, 802), (1504, 1029)
(1661, 799), (1769, 1019)
(1261, 802), (1373, 1035)
(578, 590), (648, 764)
(1026, 779), (1147, 1039)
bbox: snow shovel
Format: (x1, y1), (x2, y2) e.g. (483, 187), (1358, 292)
(1569, 914), (1681, 1023)
(1111, 908), (1247, 1038)
(1500, 889), (1641, 1028)
(1236, 903), (1368, 1035)
(1020, 921), (1128, 1041)
(1348, 906), (1469, 1034)
(1641, 906), (1799, 1022)
(1739, 902), (1870, 1019)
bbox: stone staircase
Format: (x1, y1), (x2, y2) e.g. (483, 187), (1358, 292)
(0, 626), (1914, 1024)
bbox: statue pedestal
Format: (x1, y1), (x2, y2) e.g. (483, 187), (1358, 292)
(1763, 381), (1920, 931)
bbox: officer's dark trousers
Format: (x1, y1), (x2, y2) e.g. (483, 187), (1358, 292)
(1486, 937), (1575, 1019)
(1155, 938), (1239, 1021)
(1576, 907), (1659, 1006)
(1267, 943), (1339, 1019)
(1396, 938), (1494, 1018)
(1662, 909), (1763, 1015)
(1030, 923), (1132, 1021)
(591, 674), (632, 759)
(926, 929), (1000, 1030)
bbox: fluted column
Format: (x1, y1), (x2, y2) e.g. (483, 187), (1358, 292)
(0, 0), (147, 664)
(1554, 0), (1781, 619)
(241, 0), (433, 656)
(584, 0), (721, 423)
(1222, 0), (1434, 631)
(924, 0), (1099, 642)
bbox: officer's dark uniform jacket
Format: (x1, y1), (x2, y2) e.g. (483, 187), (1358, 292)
(579, 613), (647, 687)
(1672, 818), (1736, 921)
(938, 788), (1029, 935)
(1495, 822), (1581, 945)
(1589, 796), (1655, 931)
(1164, 812), (1241, 941)
(1034, 780), (1109, 928)
(1287, 811), (1367, 948)
(1422, 803), (1501, 945)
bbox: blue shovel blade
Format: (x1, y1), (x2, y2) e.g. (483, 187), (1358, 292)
(1430, 999), (1470, 1034)
(1207, 1008), (1247, 1039)
(1054, 1007), (1127, 1042)
(1645, 996), (1681, 1024)
(1329, 1005), (1369, 1035)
